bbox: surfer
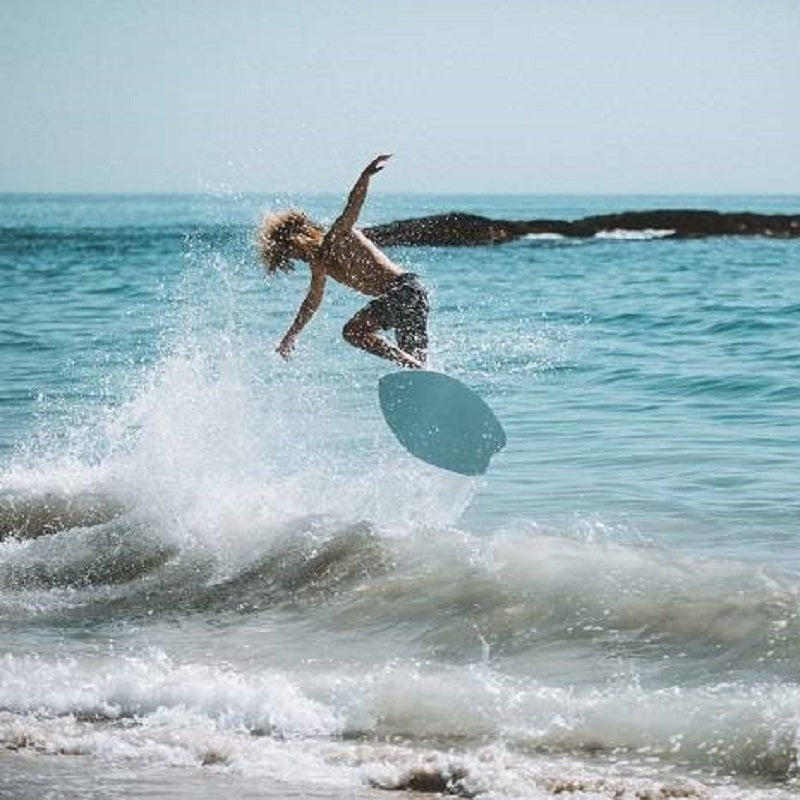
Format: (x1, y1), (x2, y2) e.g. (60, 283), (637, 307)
(258, 155), (428, 369)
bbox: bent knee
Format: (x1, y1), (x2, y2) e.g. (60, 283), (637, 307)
(342, 318), (360, 344)
(343, 312), (378, 345)
(344, 318), (373, 348)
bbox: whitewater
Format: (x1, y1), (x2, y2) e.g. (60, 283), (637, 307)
(1, 193), (799, 799)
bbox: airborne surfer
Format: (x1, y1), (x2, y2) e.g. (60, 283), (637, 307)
(257, 155), (428, 369)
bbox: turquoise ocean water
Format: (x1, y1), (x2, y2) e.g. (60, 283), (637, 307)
(1, 193), (799, 799)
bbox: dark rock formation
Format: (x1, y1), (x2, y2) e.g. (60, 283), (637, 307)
(364, 210), (800, 247)
(364, 213), (527, 246)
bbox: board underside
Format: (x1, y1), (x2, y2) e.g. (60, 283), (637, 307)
(379, 371), (506, 475)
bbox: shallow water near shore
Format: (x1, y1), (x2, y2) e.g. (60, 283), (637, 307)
(1, 192), (799, 799)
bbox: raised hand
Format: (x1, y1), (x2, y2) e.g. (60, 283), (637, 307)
(363, 154), (392, 176)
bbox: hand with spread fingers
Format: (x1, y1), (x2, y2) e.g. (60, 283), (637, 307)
(363, 154), (392, 176)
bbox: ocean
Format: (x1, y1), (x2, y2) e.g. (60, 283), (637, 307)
(1, 192), (799, 799)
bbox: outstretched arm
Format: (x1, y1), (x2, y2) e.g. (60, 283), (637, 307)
(276, 264), (327, 359)
(332, 154), (392, 232)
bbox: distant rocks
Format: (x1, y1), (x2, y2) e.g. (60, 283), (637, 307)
(364, 210), (800, 247)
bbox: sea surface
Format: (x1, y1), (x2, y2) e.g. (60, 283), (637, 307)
(1, 192), (799, 799)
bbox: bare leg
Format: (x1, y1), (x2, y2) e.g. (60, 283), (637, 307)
(343, 309), (424, 369)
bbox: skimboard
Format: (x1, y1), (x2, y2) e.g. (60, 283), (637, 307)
(378, 371), (506, 475)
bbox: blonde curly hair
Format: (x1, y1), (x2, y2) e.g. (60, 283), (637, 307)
(256, 209), (325, 274)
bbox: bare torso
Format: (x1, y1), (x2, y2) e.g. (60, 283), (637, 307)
(317, 228), (403, 297)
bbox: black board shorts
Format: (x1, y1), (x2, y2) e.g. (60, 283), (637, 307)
(365, 273), (429, 358)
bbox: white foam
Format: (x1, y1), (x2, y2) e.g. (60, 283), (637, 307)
(524, 232), (567, 241)
(2, 650), (799, 792)
(595, 228), (676, 240)
(0, 651), (340, 738)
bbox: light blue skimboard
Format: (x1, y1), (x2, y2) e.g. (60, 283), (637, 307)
(378, 371), (506, 476)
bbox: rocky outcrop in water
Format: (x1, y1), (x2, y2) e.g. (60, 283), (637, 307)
(364, 210), (800, 247)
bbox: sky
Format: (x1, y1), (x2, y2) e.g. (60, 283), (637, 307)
(2, 0), (799, 194)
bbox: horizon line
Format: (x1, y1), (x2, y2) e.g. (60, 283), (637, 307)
(2, 190), (799, 198)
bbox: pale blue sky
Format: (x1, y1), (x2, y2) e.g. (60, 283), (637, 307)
(2, 0), (798, 194)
